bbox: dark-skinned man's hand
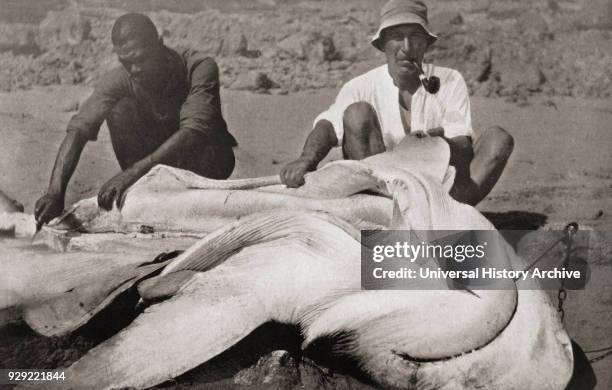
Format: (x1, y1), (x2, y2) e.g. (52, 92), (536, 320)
(34, 193), (64, 225)
(280, 158), (315, 188)
(97, 169), (140, 210)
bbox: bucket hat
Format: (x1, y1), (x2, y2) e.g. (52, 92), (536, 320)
(371, 0), (437, 51)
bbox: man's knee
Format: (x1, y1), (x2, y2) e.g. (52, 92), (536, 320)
(182, 144), (235, 180)
(343, 102), (379, 139)
(210, 145), (235, 180)
(481, 126), (514, 161)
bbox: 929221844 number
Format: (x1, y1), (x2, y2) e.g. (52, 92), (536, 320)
(3, 370), (66, 383)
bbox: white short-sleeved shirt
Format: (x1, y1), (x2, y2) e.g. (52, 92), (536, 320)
(314, 64), (474, 151)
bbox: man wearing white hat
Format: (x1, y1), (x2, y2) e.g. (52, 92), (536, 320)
(281, 0), (514, 205)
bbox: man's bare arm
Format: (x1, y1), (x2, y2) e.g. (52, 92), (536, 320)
(447, 135), (473, 173)
(280, 120), (338, 187)
(446, 135), (478, 203)
(49, 131), (89, 195)
(97, 128), (206, 209)
(35, 131), (89, 223)
(299, 120), (338, 168)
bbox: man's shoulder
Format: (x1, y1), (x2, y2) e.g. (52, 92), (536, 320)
(176, 48), (217, 72)
(94, 66), (130, 92)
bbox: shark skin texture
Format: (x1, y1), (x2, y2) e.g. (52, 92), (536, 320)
(33, 135), (453, 236)
(2, 136), (573, 389)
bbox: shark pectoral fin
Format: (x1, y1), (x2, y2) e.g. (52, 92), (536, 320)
(59, 272), (269, 390)
(138, 270), (196, 301)
(23, 260), (172, 337)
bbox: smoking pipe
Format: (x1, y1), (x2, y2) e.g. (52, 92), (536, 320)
(403, 37), (440, 94)
(412, 60), (440, 94)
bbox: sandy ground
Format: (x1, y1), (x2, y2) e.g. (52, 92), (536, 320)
(0, 86), (611, 388)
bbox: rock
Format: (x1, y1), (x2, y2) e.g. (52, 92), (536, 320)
(37, 8), (91, 51)
(0, 23), (39, 55)
(277, 33), (307, 59)
(218, 30), (248, 57)
(233, 350), (372, 389)
(58, 69), (85, 85)
(254, 72), (279, 90)
(319, 35), (340, 62)
(450, 13), (464, 25)
(543, 100), (558, 109)
(476, 52), (492, 80)
(37, 68), (60, 86)
(229, 73), (254, 90)
(469, 46), (493, 83)
(524, 66), (546, 92)
(216, 28), (262, 57)
(429, 9), (465, 34)
(277, 32), (339, 63)
(57, 59), (85, 85)
(496, 62), (546, 93)
(471, 81), (494, 97)
(234, 350), (300, 388)
(230, 71), (278, 91)
(0, 0), (609, 97)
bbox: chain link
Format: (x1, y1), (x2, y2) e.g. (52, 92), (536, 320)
(528, 222), (610, 364)
(557, 288), (567, 322)
(557, 223), (578, 323)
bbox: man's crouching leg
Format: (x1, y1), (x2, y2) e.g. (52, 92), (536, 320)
(342, 102), (386, 160)
(108, 97), (235, 180)
(452, 126), (514, 206)
(181, 142), (235, 180)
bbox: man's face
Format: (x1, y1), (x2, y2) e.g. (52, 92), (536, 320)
(114, 36), (166, 90)
(382, 24), (432, 89)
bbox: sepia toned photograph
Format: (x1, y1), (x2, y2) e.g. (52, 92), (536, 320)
(0, 0), (610, 389)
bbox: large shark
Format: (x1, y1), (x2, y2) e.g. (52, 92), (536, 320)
(1, 137), (573, 389)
